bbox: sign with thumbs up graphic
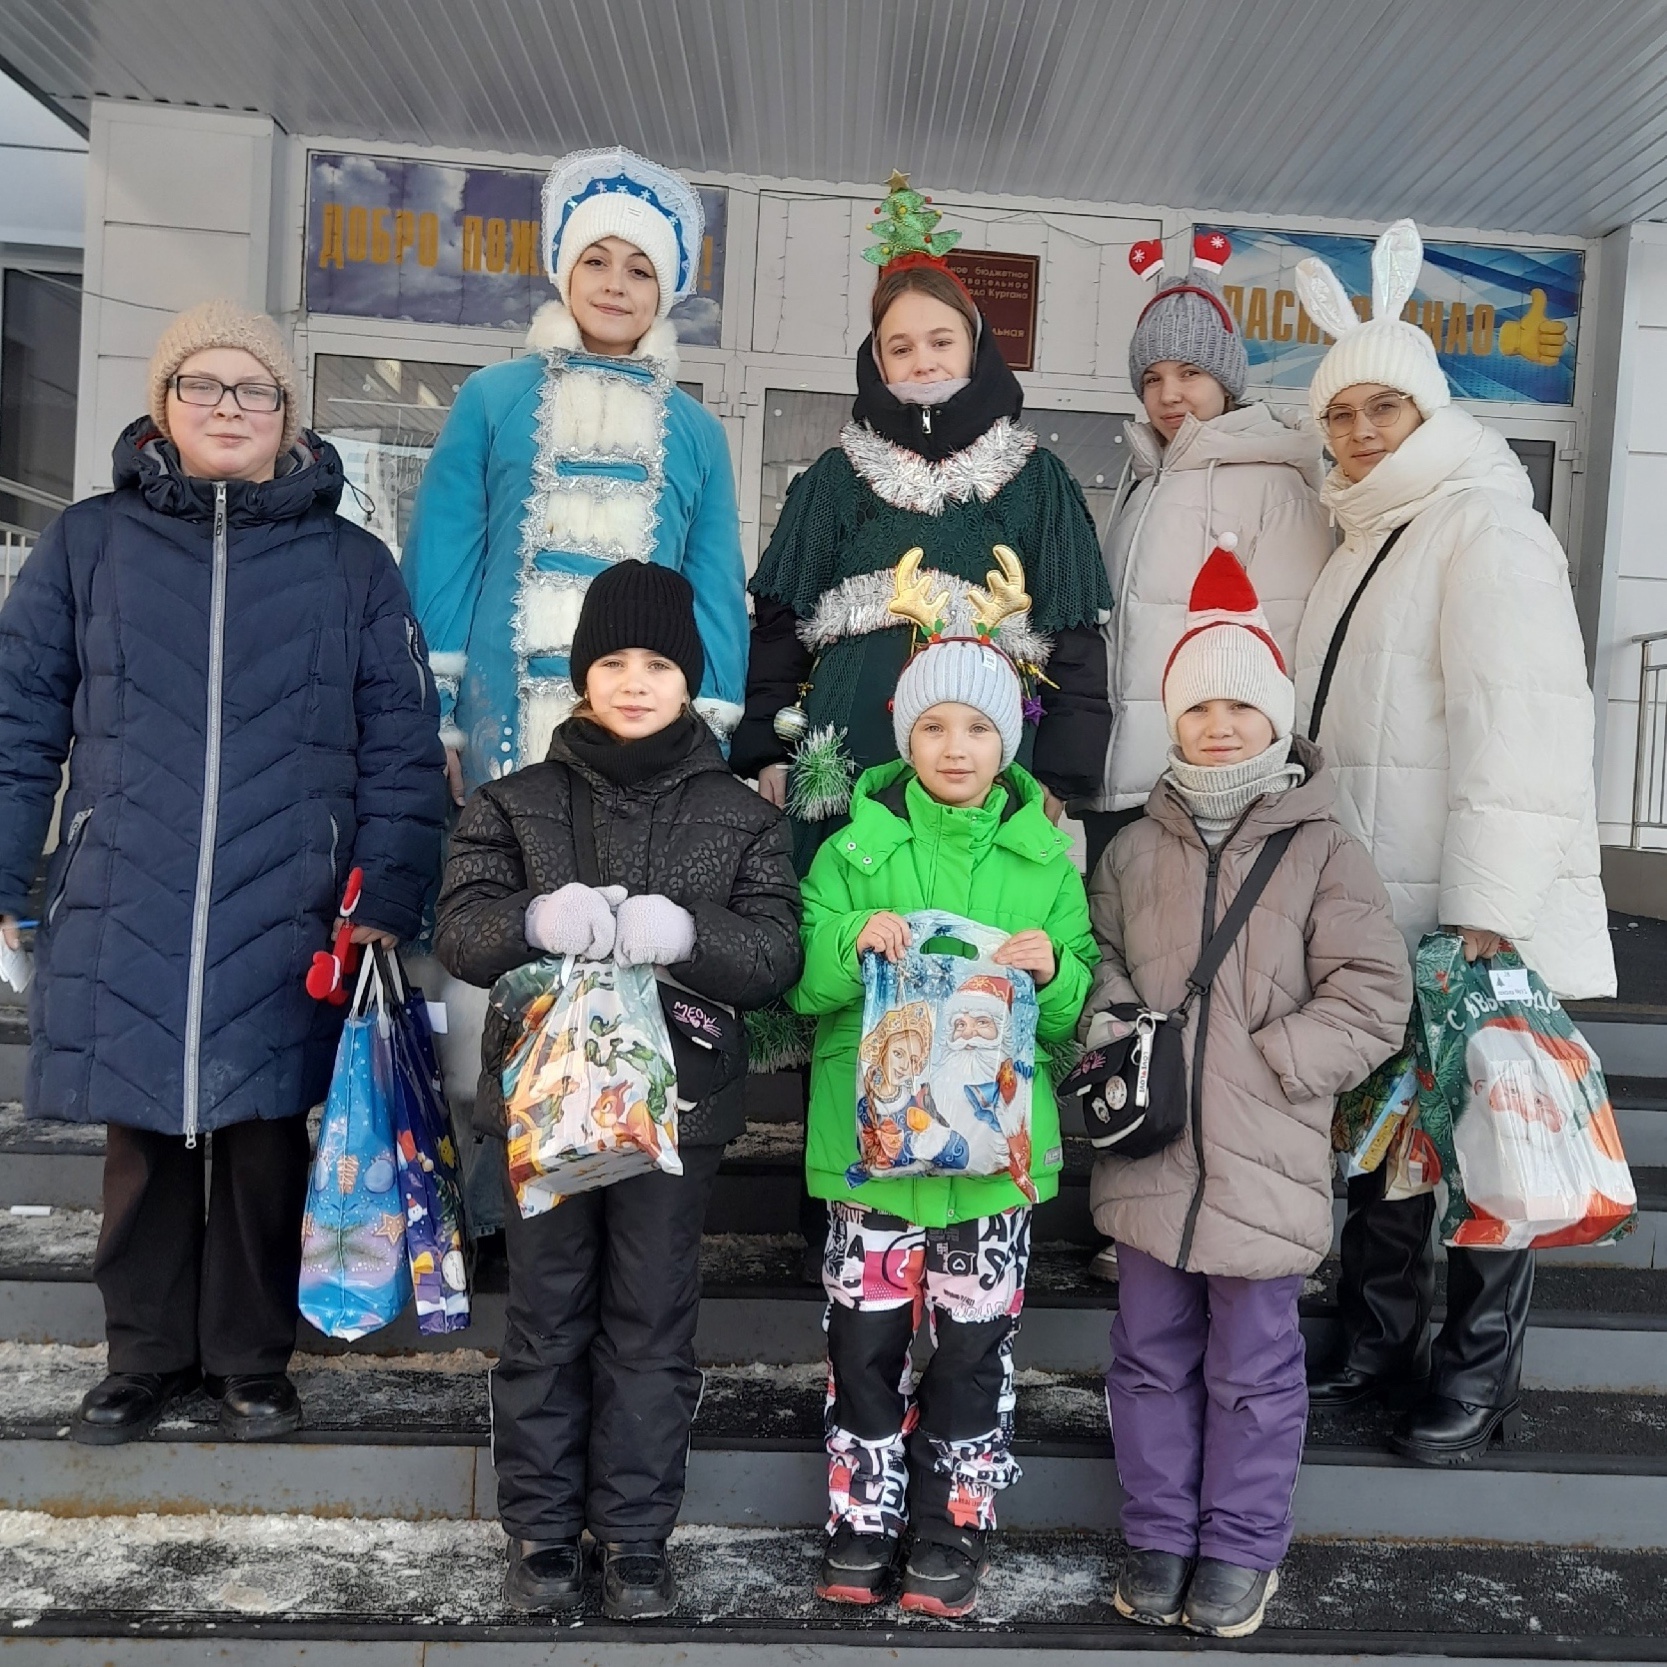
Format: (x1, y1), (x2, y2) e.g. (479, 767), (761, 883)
(1196, 225), (1582, 406)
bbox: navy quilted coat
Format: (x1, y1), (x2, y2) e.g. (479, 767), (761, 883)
(0, 421), (448, 1136)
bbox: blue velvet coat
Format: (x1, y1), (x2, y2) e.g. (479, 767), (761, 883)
(0, 421), (448, 1135)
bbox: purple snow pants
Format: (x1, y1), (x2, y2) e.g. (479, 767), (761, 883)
(1107, 1244), (1308, 1570)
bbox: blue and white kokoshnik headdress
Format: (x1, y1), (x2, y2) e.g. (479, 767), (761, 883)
(541, 146), (704, 319)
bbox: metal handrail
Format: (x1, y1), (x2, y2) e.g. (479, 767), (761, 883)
(1632, 632), (1667, 848)
(0, 476), (67, 512)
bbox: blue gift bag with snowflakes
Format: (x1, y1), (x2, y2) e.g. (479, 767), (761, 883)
(299, 956), (411, 1341)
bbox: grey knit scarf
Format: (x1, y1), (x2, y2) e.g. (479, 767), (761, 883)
(1164, 736), (1305, 847)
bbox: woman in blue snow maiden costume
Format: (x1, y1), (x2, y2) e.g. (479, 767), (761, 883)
(404, 145), (746, 789)
(402, 146), (749, 1231)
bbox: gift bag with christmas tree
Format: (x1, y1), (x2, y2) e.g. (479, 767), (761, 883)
(1409, 932), (1636, 1249)
(852, 911), (1039, 1201)
(492, 955), (683, 1220)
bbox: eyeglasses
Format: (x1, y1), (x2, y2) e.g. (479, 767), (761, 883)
(170, 374), (285, 414)
(1320, 391), (1414, 439)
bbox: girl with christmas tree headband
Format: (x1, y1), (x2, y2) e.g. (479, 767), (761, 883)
(732, 172), (1114, 875)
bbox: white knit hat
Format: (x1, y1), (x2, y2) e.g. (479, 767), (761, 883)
(1297, 219), (1450, 424)
(1162, 538), (1295, 741)
(542, 147), (703, 320)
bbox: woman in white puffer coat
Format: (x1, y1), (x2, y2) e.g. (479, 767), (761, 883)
(1293, 220), (1615, 1470)
(1078, 234), (1332, 881)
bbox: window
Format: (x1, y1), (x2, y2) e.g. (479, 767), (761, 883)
(759, 389), (848, 549)
(1505, 437), (1555, 521)
(0, 269), (80, 534)
(1026, 409), (1136, 538)
(311, 355), (475, 560)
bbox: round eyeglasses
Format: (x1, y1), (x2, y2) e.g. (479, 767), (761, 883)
(1320, 391), (1415, 439)
(170, 374), (285, 414)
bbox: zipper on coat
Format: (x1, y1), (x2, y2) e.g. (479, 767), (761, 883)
(920, 407), (932, 436)
(182, 482), (229, 1149)
(1173, 805), (1257, 1270)
(45, 807), (93, 927)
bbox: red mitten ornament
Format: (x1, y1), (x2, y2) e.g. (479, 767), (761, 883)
(306, 867), (365, 1004)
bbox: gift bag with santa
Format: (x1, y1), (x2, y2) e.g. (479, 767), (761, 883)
(852, 911), (1040, 1202)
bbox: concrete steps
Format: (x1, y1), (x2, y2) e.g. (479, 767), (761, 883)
(5, 1518), (1667, 1663)
(2, 1050), (1666, 1661)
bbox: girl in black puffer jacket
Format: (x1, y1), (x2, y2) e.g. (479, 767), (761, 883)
(435, 561), (801, 1622)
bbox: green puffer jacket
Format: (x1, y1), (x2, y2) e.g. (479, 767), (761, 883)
(790, 759), (1097, 1227)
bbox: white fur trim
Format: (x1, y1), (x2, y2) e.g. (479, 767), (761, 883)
(840, 419), (1036, 515)
(537, 486), (656, 561)
(427, 650), (467, 680)
(520, 678), (579, 769)
(693, 697), (744, 740)
(526, 301), (681, 377)
(548, 369), (661, 460)
(438, 721), (467, 751)
(797, 566), (1053, 667)
(518, 576), (588, 656)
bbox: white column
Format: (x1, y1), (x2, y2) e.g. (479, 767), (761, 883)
(1580, 223), (1667, 847)
(74, 101), (278, 502)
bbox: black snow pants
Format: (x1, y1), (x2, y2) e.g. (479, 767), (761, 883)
(491, 1141), (724, 1543)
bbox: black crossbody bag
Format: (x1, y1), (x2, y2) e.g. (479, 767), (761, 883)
(1061, 825), (1297, 1155)
(567, 770), (747, 1105)
(1306, 521), (1408, 742)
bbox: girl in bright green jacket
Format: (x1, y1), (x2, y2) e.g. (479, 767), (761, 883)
(789, 552), (1097, 1620)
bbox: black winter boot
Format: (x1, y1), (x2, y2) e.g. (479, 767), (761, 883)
(1308, 1168), (1435, 1408)
(72, 1367), (202, 1445)
(1114, 1548), (1194, 1627)
(1392, 1247), (1533, 1465)
(900, 1525), (989, 1618)
(817, 1522), (898, 1604)
(601, 1540), (677, 1620)
(503, 1538), (585, 1613)
(1181, 1558), (1280, 1638)
(217, 1372), (303, 1441)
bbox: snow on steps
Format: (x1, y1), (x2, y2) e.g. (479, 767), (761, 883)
(2, 1514), (1667, 1663)
(1, 1344), (1666, 1547)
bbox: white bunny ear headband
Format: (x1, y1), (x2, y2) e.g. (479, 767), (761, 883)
(1295, 218), (1450, 421)
(1294, 218), (1422, 338)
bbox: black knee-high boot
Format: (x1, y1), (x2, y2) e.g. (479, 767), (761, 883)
(1392, 1248), (1533, 1463)
(1308, 1165), (1436, 1408)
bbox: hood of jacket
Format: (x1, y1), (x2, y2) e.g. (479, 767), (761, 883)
(1126, 402), (1324, 491)
(112, 417), (345, 527)
(841, 756), (1072, 873)
(1321, 404), (1531, 544)
(1142, 736), (1333, 848)
(851, 311), (1024, 462)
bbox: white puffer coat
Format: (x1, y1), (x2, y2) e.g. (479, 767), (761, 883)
(1086, 404), (1333, 812)
(1293, 405), (1615, 1001)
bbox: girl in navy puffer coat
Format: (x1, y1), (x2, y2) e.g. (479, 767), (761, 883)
(0, 300), (447, 1445)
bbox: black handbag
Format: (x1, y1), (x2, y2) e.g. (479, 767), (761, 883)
(1062, 825), (1297, 1156)
(567, 770), (748, 1105)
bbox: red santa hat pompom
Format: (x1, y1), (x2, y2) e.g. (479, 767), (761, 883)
(1161, 537), (1296, 742)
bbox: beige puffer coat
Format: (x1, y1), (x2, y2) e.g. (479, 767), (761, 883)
(1081, 741), (1411, 1279)
(1083, 404), (1333, 813)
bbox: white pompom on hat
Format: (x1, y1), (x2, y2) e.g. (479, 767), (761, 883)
(1162, 536), (1296, 742)
(542, 147), (704, 320)
(1297, 218), (1451, 424)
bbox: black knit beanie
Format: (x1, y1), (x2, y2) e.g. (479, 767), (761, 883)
(569, 560), (705, 698)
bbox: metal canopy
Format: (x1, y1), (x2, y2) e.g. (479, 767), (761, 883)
(4, 0), (1666, 236)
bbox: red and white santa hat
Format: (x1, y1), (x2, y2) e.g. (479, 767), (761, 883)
(1161, 539), (1295, 743)
(951, 973), (1014, 1022)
